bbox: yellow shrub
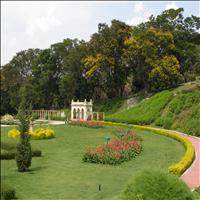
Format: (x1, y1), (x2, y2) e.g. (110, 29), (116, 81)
(30, 128), (55, 139)
(8, 128), (20, 138)
(104, 121), (195, 176)
(8, 127), (55, 140)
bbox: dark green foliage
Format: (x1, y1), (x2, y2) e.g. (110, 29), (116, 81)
(32, 150), (42, 157)
(1, 183), (16, 200)
(120, 170), (194, 200)
(1, 142), (16, 160)
(1, 149), (41, 160)
(15, 100), (32, 172)
(1, 141), (41, 160)
(1, 149), (16, 160)
(16, 134), (32, 172)
(94, 98), (125, 115)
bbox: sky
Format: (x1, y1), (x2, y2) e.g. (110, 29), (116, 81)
(1, 1), (200, 65)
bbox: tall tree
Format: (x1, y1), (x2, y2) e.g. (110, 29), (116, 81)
(123, 27), (180, 91)
(83, 20), (132, 99)
(16, 99), (32, 172)
(142, 8), (200, 81)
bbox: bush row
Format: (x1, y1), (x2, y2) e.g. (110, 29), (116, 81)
(8, 127), (55, 139)
(104, 121), (195, 175)
(1, 149), (42, 160)
(1, 183), (16, 200)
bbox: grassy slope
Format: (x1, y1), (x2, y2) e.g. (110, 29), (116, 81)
(1, 125), (185, 200)
(106, 82), (200, 136)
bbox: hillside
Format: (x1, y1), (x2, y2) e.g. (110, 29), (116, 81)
(105, 81), (200, 136)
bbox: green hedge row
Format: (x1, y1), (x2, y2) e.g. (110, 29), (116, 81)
(1, 149), (42, 160)
(1, 183), (16, 200)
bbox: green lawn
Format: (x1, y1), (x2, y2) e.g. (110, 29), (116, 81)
(1, 125), (185, 200)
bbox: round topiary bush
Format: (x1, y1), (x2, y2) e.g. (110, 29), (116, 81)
(120, 169), (194, 200)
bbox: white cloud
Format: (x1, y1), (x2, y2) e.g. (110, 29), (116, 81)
(127, 2), (151, 26)
(165, 1), (178, 10)
(134, 1), (144, 13)
(1, 1), (95, 65)
(25, 4), (62, 40)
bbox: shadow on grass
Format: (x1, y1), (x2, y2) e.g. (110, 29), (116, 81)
(28, 166), (48, 174)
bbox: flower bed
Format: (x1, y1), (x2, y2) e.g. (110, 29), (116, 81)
(104, 121), (195, 175)
(83, 130), (142, 165)
(8, 127), (55, 140)
(70, 120), (104, 128)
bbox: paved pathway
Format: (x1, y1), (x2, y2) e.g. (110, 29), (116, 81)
(1, 120), (65, 127)
(179, 133), (200, 190)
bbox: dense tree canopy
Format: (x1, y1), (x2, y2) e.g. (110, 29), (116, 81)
(1, 8), (200, 114)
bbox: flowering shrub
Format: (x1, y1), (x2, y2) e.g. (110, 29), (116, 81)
(104, 121), (195, 175)
(8, 128), (20, 138)
(70, 120), (104, 128)
(8, 127), (55, 140)
(1, 114), (17, 125)
(2, 114), (14, 121)
(30, 128), (55, 139)
(83, 130), (142, 165)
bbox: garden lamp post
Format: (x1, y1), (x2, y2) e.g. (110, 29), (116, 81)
(105, 136), (111, 144)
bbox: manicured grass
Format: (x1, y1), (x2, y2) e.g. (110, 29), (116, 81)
(1, 125), (185, 199)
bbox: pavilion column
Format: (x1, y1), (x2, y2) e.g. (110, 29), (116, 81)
(96, 112), (99, 121)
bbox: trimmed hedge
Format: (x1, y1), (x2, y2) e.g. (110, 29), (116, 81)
(1, 149), (42, 160)
(1, 183), (16, 200)
(104, 121), (195, 175)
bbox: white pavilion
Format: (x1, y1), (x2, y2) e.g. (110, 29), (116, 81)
(71, 99), (104, 121)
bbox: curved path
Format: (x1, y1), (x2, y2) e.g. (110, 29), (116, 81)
(175, 132), (200, 191)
